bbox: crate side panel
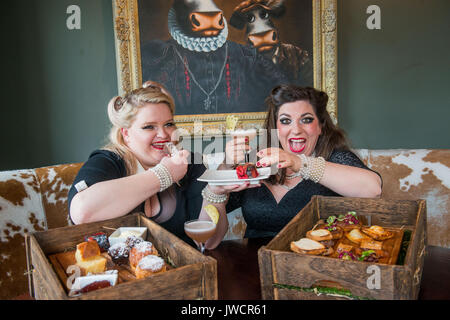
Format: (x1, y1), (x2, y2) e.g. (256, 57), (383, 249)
(258, 247), (275, 300)
(271, 251), (395, 300)
(404, 200), (427, 299)
(317, 196), (419, 226)
(202, 259), (218, 300)
(75, 263), (206, 300)
(30, 236), (67, 299)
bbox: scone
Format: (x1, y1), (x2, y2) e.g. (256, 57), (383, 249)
(135, 255), (166, 279)
(129, 241), (159, 270)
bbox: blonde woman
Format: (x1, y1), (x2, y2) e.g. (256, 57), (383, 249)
(68, 82), (227, 249)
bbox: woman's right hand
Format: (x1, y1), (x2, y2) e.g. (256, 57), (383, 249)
(160, 149), (190, 183)
(225, 136), (250, 166)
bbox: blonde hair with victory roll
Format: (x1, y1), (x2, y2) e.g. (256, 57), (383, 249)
(103, 81), (176, 175)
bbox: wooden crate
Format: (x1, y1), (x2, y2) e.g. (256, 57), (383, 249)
(258, 196), (427, 300)
(25, 213), (217, 300)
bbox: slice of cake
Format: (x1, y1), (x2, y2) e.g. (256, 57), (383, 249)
(75, 240), (107, 275)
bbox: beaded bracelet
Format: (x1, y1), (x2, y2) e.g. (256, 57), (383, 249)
(149, 163), (173, 192)
(297, 154), (326, 183)
(201, 185), (228, 204)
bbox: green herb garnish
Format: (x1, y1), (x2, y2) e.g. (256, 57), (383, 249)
(326, 216), (336, 225)
(358, 250), (375, 261)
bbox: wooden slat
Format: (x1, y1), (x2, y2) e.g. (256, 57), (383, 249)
(258, 247), (274, 300)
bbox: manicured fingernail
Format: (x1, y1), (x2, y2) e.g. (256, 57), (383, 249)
(256, 161), (260, 166)
(278, 164), (281, 168)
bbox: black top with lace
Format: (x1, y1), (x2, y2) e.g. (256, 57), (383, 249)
(68, 150), (206, 245)
(226, 149), (381, 238)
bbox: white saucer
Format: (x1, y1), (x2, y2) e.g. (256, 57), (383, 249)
(197, 167), (271, 185)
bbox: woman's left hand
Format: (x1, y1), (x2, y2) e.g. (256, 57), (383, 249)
(256, 148), (302, 172)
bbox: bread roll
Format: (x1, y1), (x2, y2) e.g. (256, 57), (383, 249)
(290, 238), (326, 255)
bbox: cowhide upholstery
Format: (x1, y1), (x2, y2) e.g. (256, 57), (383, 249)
(0, 149), (448, 299)
(0, 163), (82, 299)
(359, 149), (450, 248)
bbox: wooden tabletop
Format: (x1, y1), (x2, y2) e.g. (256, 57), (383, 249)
(206, 238), (450, 300)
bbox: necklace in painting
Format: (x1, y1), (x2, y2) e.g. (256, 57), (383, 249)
(173, 42), (228, 111)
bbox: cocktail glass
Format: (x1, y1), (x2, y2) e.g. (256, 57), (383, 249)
(229, 128), (258, 163)
(184, 219), (217, 254)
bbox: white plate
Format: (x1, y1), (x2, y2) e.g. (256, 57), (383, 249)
(197, 167), (271, 186)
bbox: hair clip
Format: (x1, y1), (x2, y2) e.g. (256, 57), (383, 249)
(114, 96), (124, 111)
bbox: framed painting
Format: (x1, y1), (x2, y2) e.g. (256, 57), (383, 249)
(112, 0), (337, 136)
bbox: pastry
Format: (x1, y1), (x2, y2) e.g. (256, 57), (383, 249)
(129, 241), (159, 270)
(361, 225), (394, 241)
(125, 235), (144, 248)
(135, 255), (166, 279)
(75, 240), (107, 274)
(290, 238), (326, 255)
(236, 163), (259, 179)
(108, 242), (130, 265)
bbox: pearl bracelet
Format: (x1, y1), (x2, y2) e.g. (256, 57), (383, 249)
(149, 163), (173, 192)
(297, 154), (326, 183)
(201, 185), (228, 204)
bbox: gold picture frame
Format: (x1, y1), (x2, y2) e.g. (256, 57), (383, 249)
(112, 0), (337, 136)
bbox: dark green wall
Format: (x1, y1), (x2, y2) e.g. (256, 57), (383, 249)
(338, 0), (450, 149)
(1, 0), (117, 170)
(1, 0), (449, 170)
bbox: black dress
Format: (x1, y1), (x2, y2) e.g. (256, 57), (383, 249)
(226, 149), (381, 238)
(67, 150), (206, 245)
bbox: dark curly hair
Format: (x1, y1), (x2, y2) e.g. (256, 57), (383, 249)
(263, 84), (350, 184)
